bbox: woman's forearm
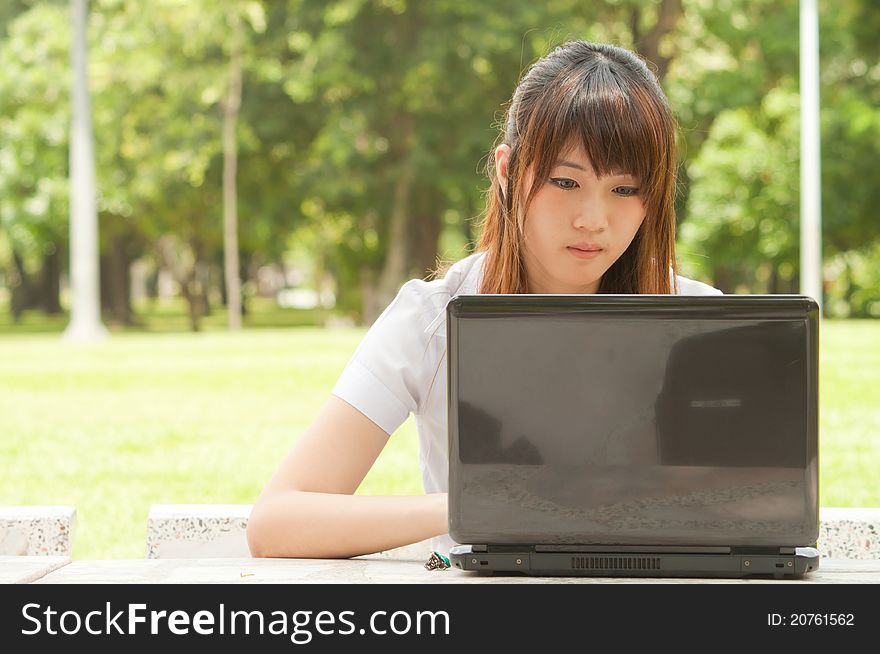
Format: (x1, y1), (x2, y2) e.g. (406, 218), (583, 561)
(247, 490), (448, 559)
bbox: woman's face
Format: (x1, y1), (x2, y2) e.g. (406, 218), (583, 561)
(495, 143), (646, 294)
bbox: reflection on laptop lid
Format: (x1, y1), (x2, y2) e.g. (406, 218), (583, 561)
(446, 294), (820, 578)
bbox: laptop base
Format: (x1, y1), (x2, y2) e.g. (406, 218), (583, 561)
(449, 545), (820, 579)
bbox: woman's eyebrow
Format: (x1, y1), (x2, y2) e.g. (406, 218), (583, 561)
(553, 160), (637, 178)
(554, 159), (588, 171)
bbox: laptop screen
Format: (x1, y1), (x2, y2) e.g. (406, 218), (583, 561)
(447, 295), (819, 548)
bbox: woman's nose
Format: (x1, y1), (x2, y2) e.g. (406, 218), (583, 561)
(571, 198), (609, 231)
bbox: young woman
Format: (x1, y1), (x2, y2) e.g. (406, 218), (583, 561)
(246, 40), (722, 560)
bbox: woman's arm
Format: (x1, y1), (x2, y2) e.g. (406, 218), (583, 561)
(246, 395), (448, 558)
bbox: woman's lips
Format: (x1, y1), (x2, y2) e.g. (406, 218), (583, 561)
(567, 246), (603, 260)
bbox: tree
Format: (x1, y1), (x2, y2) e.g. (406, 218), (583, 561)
(678, 85), (801, 293)
(280, 0), (687, 323)
(0, 3), (71, 319)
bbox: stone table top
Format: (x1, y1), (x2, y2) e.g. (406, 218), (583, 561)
(30, 556), (880, 584)
(0, 556), (71, 584)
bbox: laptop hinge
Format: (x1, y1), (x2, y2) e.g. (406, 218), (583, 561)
(471, 544), (488, 553)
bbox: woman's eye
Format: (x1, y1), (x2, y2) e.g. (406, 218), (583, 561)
(614, 186), (640, 197)
(550, 178), (578, 190)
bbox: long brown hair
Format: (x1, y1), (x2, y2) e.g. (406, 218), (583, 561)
(471, 40), (680, 294)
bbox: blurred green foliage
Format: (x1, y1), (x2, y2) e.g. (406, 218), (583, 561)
(0, 0), (877, 325)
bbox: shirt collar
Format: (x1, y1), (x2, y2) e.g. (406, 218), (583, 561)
(423, 251), (486, 341)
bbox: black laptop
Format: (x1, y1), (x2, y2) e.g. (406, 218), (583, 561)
(446, 294), (820, 578)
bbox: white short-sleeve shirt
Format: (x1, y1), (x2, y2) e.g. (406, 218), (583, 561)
(330, 250), (723, 554)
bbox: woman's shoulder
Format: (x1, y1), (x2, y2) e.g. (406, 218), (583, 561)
(397, 250), (485, 312)
(408, 250), (486, 298)
(673, 273), (723, 296)
(393, 250), (486, 340)
(334, 253), (488, 430)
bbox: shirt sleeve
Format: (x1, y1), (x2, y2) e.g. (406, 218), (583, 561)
(331, 279), (438, 436)
(674, 274), (724, 295)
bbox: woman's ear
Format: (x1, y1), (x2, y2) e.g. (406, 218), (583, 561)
(494, 144), (511, 201)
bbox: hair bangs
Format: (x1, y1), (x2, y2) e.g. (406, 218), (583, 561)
(520, 61), (668, 206)
(574, 70), (654, 184)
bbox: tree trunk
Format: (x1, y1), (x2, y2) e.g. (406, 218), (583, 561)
(10, 249), (31, 322)
(99, 251), (111, 312)
(843, 258), (856, 312)
(26, 251), (48, 313)
(375, 114), (416, 320)
(408, 185), (443, 280)
(183, 279), (201, 332)
(375, 161), (414, 315)
(156, 236), (205, 332)
(360, 264), (379, 326)
(218, 250), (228, 307)
(41, 247), (63, 314)
(106, 233), (133, 325)
(632, 0), (683, 82)
(241, 252), (256, 317)
(195, 258), (211, 317)
(190, 238), (210, 328)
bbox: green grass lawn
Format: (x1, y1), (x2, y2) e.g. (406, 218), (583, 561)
(0, 318), (878, 560)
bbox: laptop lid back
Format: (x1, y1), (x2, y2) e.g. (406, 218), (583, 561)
(447, 295), (819, 549)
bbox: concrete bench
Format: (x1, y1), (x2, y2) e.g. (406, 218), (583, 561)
(147, 505), (252, 558)
(818, 507), (880, 559)
(0, 506), (76, 556)
(147, 504), (880, 560)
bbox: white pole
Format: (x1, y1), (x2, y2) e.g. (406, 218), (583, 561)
(64, 0), (107, 342)
(800, 0), (823, 315)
